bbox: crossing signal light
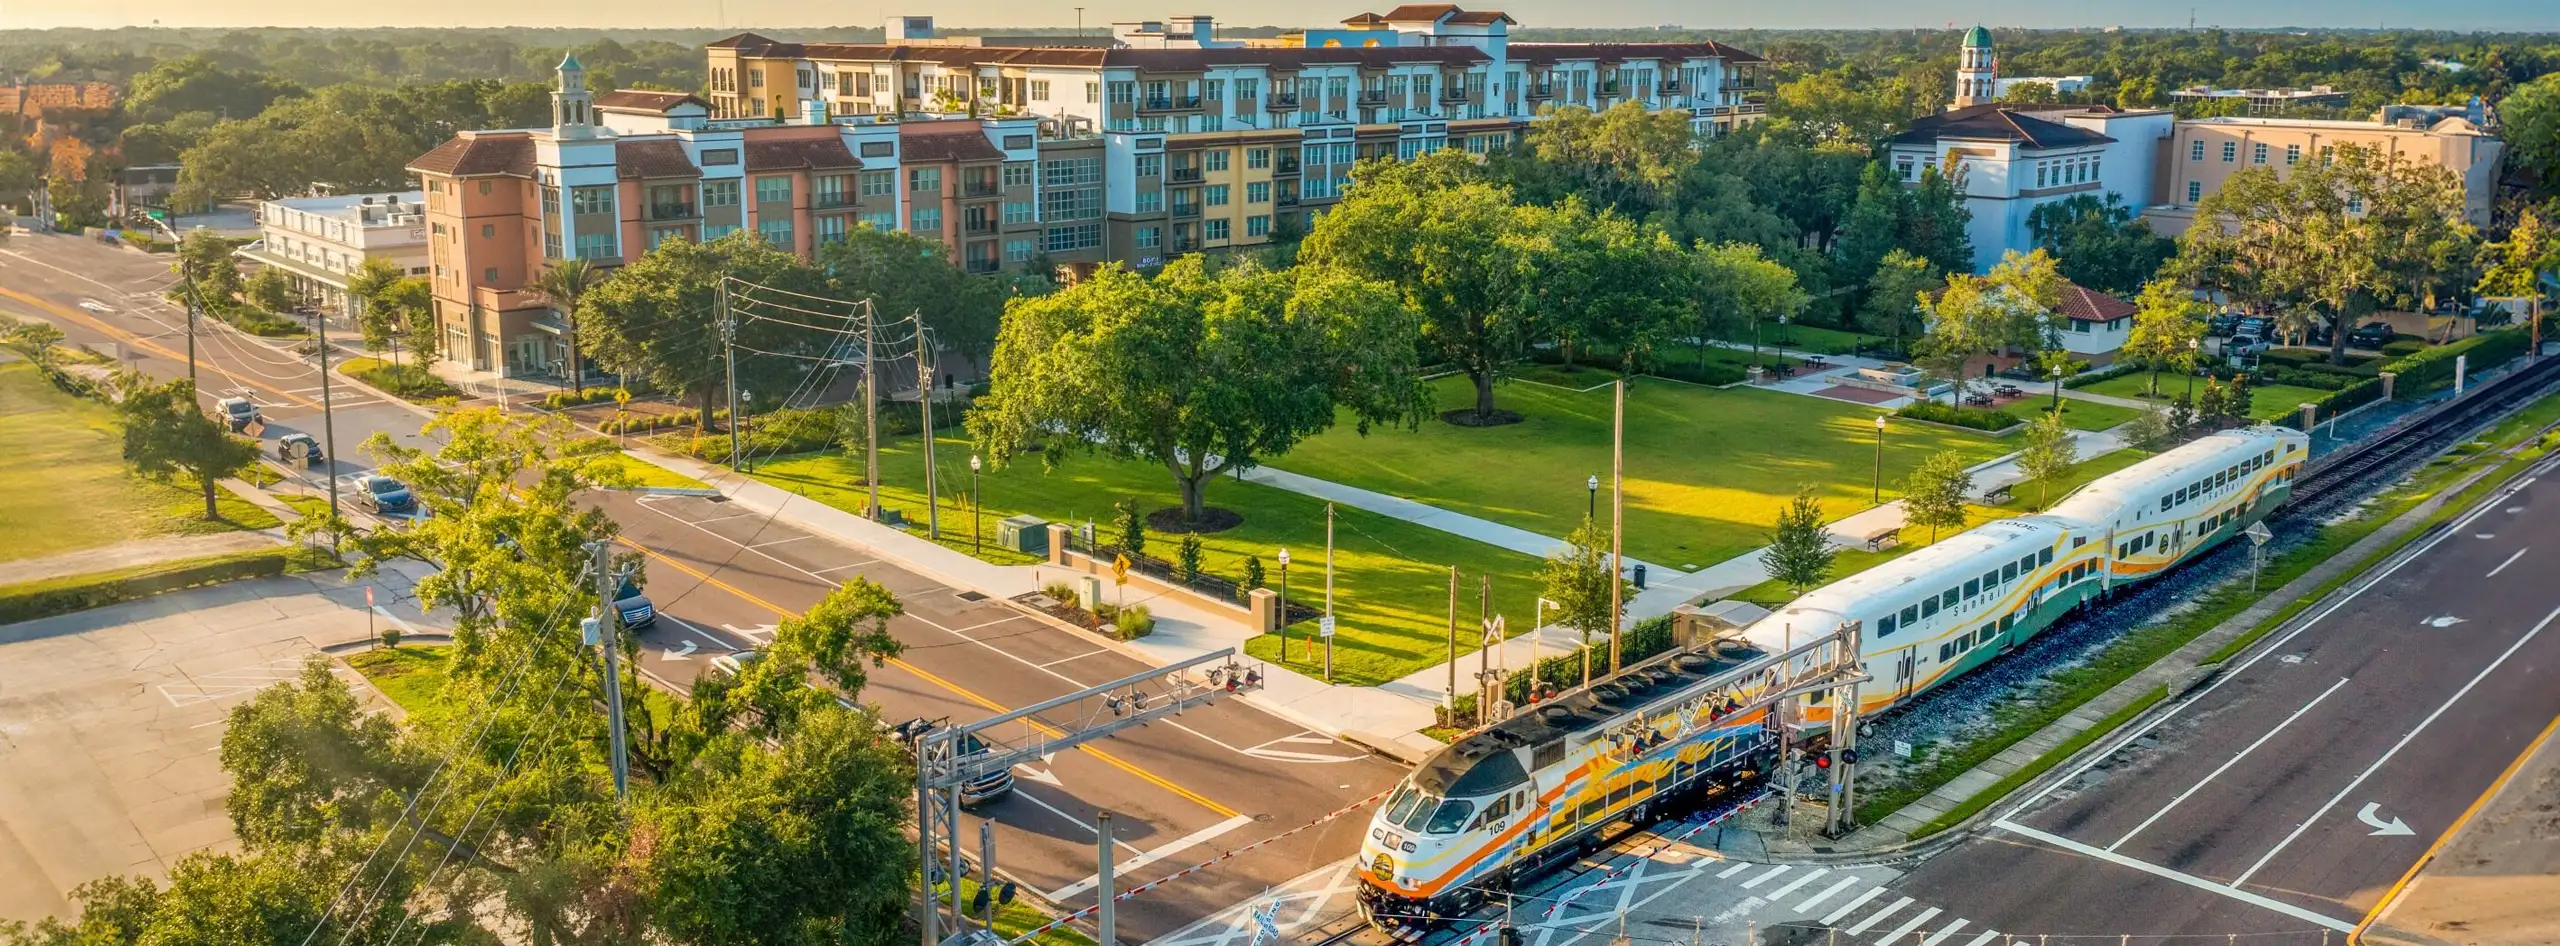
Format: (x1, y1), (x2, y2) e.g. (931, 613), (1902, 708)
(1813, 754), (1832, 770)
(1841, 748), (1861, 765)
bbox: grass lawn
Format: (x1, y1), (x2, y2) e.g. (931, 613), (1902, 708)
(1271, 376), (2009, 570)
(594, 454), (711, 490)
(0, 361), (279, 562)
(345, 645), (456, 724)
(1726, 449), (2151, 608)
(341, 357), (461, 401)
(2073, 372), (2327, 422)
(2043, 398), (2144, 431)
(752, 437), (1553, 687)
(1708, 323), (1885, 356)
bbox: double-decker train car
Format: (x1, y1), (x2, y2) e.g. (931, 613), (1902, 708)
(1354, 426), (2308, 930)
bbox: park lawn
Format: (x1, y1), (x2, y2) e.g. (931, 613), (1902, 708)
(1272, 376), (2009, 570)
(0, 361), (279, 562)
(2073, 372), (2326, 422)
(345, 645), (456, 725)
(752, 436), (1553, 687)
(1708, 323), (1885, 356)
(2043, 398), (2143, 431)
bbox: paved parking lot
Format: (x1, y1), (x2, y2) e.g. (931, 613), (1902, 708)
(0, 573), (408, 923)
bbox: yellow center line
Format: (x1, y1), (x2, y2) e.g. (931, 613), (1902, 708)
(0, 284), (327, 410)
(617, 534), (1242, 820)
(2351, 709), (2560, 943)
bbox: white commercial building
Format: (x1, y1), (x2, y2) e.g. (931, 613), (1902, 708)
(241, 191), (430, 316)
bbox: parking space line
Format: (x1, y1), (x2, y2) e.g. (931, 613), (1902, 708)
(1816, 884), (1881, 922)
(689, 512), (759, 525)
(809, 561), (877, 574)
(2110, 676), (2351, 851)
(1796, 875), (1860, 913)
(950, 614), (1028, 635)
(747, 535), (812, 549)
(1039, 649), (1109, 668)
(1995, 820), (2354, 932)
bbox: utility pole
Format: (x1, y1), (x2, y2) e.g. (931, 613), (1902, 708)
(1445, 566), (1458, 712)
(589, 541), (629, 799)
(1097, 811), (1117, 946)
(1476, 574), (1491, 726)
(1323, 502), (1335, 683)
(718, 281), (741, 473)
(862, 301), (882, 519)
(918, 319), (940, 539)
(1608, 378), (1625, 674)
(313, 285), (341, 536)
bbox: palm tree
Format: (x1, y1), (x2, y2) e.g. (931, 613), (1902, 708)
(532, 259), (602, 394)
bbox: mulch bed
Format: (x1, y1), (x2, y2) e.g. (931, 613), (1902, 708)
(1144, 506), (1242, 534)
(1440, 408), (1525, 427)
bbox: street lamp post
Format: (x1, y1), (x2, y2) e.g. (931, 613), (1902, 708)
(2186, 338), (2201, 401)
(969, 454), (983, 556)
(2050, 361), (2064, 412)
(1871, 415), (1887, 503)
(1585, 473), (1599, 522)
(1275, 548), (1292, 662)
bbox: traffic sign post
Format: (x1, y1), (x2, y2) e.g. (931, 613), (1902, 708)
(2245, 521), (2274, 591)
(1111, 553), (1130, 612)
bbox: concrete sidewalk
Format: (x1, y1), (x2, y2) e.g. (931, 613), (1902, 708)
(1239, 464), (1673, 576)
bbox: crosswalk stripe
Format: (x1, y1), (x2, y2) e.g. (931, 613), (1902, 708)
(1842, 896), (1911, 936)
(1918, 917), (1970, 946)
(1874, 906), (1939, 944)
(1716, 862), (1754, 879)
(1958, 931), (2001, 946)
(1740, 865), (1789, 889)
(1797, 875), (1861, 914)
(1764, 866), (1827, 901)
(1822, 888), (1887, 927)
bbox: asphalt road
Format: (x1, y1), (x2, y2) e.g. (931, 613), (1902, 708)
(1885, 451), (2560, 942)
(0, 230), (1410, 939)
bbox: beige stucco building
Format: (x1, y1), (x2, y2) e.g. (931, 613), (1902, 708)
(2143, 113), (2504, 237)
(239, 192), (432, 317)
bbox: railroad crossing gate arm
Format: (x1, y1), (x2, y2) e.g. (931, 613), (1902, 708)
(929, 648), (1247, 786)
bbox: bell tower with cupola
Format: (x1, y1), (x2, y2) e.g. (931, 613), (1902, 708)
(1953, 26), (1997, 108)
(552, 53), (594, 138)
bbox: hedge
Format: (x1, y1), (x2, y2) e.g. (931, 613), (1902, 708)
(2062, 362), (2143, 389)
(1896, 399), (2022, 432)
(543, 387), (629, 410)
(342, 358), (460, 400)
(2282, 376), (2386, 428)
(1436, 615), (1677, 730)
(0, 546), (339, 625)
(2382, 329), (2529, 399)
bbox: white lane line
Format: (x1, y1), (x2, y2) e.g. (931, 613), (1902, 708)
(2488, 547), (2529, 577)
(745, 535), (812, 549)
(1918, 917), (1970, 946)
(2235, 601), (2560, 888)
(1796, 875), (1860, 913)
(1959, 930), (2002, 946)
(1044, 814), (1256, 900)
(688, 512), (759, 525)
(1875, 906), (1939, 945)
(1841, 896), (1910, 935)
(2110, 675), (2353, 851)
(1996, 820), (2354, 932)
(809, 560), (877, 574)
(1716, 862), (1753, 879)
(950, 614), (1029, 634)
(1763, 866), (1827, 901)
(1038, 649), (1109, 668)
(1739, 865), (1789, 889)
(1816, 884), (1882, 923)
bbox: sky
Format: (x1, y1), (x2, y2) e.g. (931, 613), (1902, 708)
(3, 0), (2554, 31)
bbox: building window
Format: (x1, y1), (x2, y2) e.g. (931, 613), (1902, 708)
(575, 232), (614, 260)
(2221, 141), (2237, 163)
(817, 214), (848, 245)
(1136, 226), (1161, 249)
(1205, 150), (1229, 172)
(2189, 139), (2205, 161)
(701, 148), (740, 166)
(2035, 162), (2048, 188)
(543, 231), (563, 259)
(1247, 181), (1270, 204)
(911, 206), (942, 232)
(860, 211), (897, 231)
(2186, 180), (2203, 202)
(481, 224), (495, 238)
(1005, 239), (1033, 262)
(756, 176), (792, 203)
(1002, 163), (1033, 188)
(860, 170), (895, 197)
(483, 266), (499, 284)
(540, 185), (561, 217)
(1108, 82), (1136, 104)
(1135, 189), (1163, 213)
(1003, 201), (1035, 224)
(758, 218), (794, 248)
(910, 167), (942, 193)
(1247, 147), (1270, 169)
(1087, 81), (1101, 103)
(2346, 195), (2363, 214)
(704, 223), (739, 240)
(2252, 142), (2269, 165)
(1031, 80), (1051, 101)
(1205, 184), (1229, 207)
(1044, 223), (1100, 252)
(1205, 218), (1230, 241)
(1136, 154), (1164, 178)
(1246, 214), (1270, 237)
(649, 227), (686, 250)
(703, 180), (740, 207)
(1042, 157), (1101, 187)
(2285, 144), (2301, 165)
(1041, 187), (1101, 221)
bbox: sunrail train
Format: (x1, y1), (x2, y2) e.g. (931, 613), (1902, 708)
(1356, 426), (2310, 928)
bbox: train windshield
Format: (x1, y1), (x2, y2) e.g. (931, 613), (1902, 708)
(1422, 799), (1474, 835)
(1383, 784), (1428, 828)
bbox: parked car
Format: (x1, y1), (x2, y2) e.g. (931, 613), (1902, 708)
(339, 473), (415, 516)
(215, 396), (261, 432)
(2208, 313), (2241, 336)
(613, 577), (657, 630)
(2349, 321), (2398, 349)
(890, 717), (1016, 806)
(2231, 318), (2270, 342)
(274, 432), (324, 467)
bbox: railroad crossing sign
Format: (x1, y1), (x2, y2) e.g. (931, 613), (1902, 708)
(1111, 554), (1131, 586)
(2244, 521), (2273, 545)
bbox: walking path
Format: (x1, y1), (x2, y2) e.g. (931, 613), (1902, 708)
(1237, 465), (1673, 575)
(2058, 386), (2153, 409)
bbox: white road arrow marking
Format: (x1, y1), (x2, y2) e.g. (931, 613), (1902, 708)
(1014, 755), (1064, 788)
(2357, 802), (2414, 837)
(2423, 615), (2467, 628)
(722, 622), (779, 643)
(78, 298), (112, 312)
(667, 640), (698, 661)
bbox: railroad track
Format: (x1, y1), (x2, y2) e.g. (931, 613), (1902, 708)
(2291, 353), (2560, 508)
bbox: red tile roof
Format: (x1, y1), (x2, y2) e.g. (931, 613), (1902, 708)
(1509, 41), (1766, 65)
(732, 35), (1759, 71)
(1445, 10), (1516, 25)
(407, 132), (536, 178)
(2059, 283), (2138, 323)
(615, 139), (701, 179)
(595, 89), (710, 114)
(1378, 3), (1461, 21)
(900, 130), (1005, 163)
(743, 137), (861, 172)
(1891, 103), (2113, 149)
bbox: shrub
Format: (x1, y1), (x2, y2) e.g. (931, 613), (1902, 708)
(2253, 365), (2357, 391)
(1114, 604), (1155, 640)
(2062, 362), (2142, 389)
(2380, 339), (2429, 358)
(0, 547), (337, 625)
(1896, 399), (2021, 432)
(1041, 580), (1079, 606)
(2382, 329), (2528, 399)
(542, 387), (628, 410)
(342, 357), (460, 400)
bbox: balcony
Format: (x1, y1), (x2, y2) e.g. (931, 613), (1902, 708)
(964, 257), (1000, 274)
(1141, 95), (1203, 112)
(1442, 88), (1469, 103)
(964, 218), (997, 236)
(962, 180), (1000, 198)
(1598, 80), (1621, 97)
(1266, 93), (1299, 110)
(647, 202), (698, 220)
(1525, 84), (1555, 99)
(1274, 156), (1301, 176)
(1169, 167), (1202, 184)
(812, 193), (855, 210)
(1171, 201), (1200, 218)
(1357, 90), (1386, 105)
(1277, 194), (1299, 208)
(1172, 235), (1199, 252)
(1658, 80), (1683, 94)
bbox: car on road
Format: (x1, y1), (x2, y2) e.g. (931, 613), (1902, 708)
(339, 473), (415, 516)
(275, 432), (324, 466)
(890, 717), (1016, 806)
(613, 577), (658, 630)
(2350, 321), (2398, 349)
(215, 396), (261, 432)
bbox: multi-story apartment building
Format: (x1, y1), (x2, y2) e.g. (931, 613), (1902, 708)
(238, 191), (431, 317)
(705, 4), (1768, 264)
(2143, 112), (2506, 238)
